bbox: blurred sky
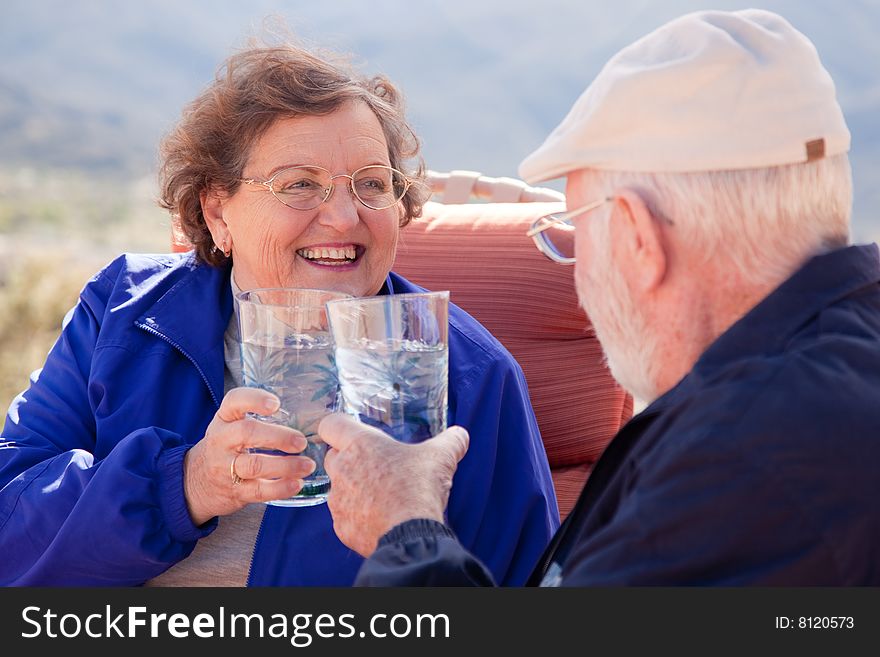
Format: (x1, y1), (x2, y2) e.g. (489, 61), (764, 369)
(2, 0), (879, 237)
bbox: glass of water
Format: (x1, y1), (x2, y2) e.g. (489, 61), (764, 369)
(326, 291), (449, 443)
(236, 288), (351, 507)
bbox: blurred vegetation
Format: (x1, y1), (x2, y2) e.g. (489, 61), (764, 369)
(0, 166), (170, 413)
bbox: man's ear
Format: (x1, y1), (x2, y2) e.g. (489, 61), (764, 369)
(609, 188), (668, 293)
(200, 187), (229, 248)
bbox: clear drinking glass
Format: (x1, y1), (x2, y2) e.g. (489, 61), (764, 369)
(236, 288), (351, 507)
(326, 291), (449, 444)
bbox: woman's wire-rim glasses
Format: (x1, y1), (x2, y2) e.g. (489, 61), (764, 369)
(527, 197), (613, 265)
(239, 164), (414, 211)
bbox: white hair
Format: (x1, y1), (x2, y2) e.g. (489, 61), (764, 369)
(577, 210), (663, 404)
(587, 154), (852, 286)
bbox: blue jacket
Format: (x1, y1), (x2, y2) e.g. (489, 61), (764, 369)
(0, 253), (559, 586)
(354, 244), (880, 586)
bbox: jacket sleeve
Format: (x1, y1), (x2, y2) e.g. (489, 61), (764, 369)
(445, 343), (560, 586)
(356, 519), (497, 586)
(0, 265), (214, 586)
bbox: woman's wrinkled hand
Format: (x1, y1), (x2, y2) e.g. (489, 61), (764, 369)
(320, 413), (470, 557)
(183, 387), (316, 526)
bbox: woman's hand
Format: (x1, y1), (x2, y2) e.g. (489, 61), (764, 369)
(320, 413), (470, 557)
(183, 387), (315, 526)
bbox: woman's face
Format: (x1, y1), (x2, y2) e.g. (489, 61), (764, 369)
(204, 100), (401, 297)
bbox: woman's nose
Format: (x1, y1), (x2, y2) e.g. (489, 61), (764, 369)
(316, 181), (360, 232)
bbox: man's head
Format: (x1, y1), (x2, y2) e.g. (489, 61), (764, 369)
(520, 9), (852, 403)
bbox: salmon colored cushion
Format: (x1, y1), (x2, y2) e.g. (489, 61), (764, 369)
(393, 201), (632, 519)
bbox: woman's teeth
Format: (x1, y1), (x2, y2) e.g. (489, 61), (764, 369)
(297, 246), (357, 264)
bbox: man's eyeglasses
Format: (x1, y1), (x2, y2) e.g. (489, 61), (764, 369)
(239, 164), (413, 211)
(527, 197), (613, 264)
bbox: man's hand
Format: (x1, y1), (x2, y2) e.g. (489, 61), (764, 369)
(320, 413), (469, 557)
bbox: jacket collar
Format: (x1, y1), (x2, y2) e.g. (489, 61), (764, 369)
(381, 272), (395, 296)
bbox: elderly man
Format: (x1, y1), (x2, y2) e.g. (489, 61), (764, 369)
(318, 9), (880, 585)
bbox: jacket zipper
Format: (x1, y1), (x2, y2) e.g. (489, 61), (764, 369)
(135, 322), (221, 408)
(138, 320), (263, 586)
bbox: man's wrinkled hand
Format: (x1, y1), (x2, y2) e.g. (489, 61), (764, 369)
(320, 413), (469, 556)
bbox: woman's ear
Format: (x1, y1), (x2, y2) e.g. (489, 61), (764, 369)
(201, 187), (230, 249)
(609, 188), (668, 293)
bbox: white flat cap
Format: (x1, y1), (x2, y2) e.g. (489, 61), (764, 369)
(519, 9), (850, 182)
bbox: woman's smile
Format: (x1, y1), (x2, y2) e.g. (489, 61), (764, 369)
(296, 242), (364, 270)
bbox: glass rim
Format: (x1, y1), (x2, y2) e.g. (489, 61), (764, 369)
(324, 290), (450, 309)
(236, 287), (352, 309)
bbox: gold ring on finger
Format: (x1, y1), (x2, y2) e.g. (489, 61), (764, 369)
(230, 453), (243, 486)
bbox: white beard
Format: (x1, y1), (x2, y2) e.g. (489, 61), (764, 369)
(575, 221), (661, 406)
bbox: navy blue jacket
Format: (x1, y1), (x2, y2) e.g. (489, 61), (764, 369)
(0, 253), (559, 586)
(356, 244), (880, 586)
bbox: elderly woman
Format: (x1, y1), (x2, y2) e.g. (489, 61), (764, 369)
(0, 43), (558, 586)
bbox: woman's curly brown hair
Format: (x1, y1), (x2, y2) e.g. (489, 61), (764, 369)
(159, 43), (429, 266)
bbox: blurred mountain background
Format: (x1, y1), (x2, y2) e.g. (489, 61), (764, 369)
(1, 0), (879, 406)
